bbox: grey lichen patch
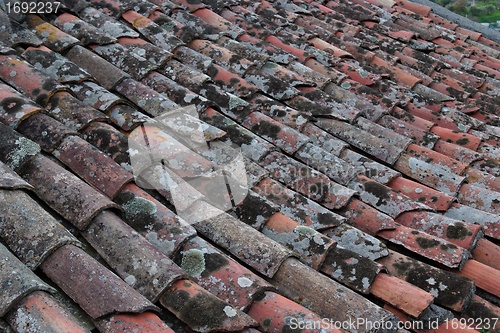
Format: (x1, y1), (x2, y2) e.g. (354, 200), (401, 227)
(122, 196), (157, 220)
(294, 225), (317, 237)
(181, 249), (206, 277)
(7, 138), (40, 171)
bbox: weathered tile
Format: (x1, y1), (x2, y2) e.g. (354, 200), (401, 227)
(0, 189), (79, 269)
(21, 155), (118, 230)
(242, 111), (309, 155)
(457, 259), (500, 299)
(0, 54), (68, 106)
(82, 211), (185, 302)
(0, 123), (40, 173)
(118, 36), (173, 66)
(22, 45), (93, 83)
(272, 258), (399, 330)
(91, 43), (158, 81)
(394, 153), (465, 195)
(348, 175), (431, 219)
(260, 151), (330, 202)
(41, 245), (157, 319)
(116, 184), (196, 257)
(247, 291), (336, 333)
(0, 243), (55, 317)
(321, 245), (381, 294)
(114, 78), (179, 117)
(378, 224), (468, 269)
(316, 118), (406, 165)
(54, 136), (133, 198)
(0, 81), (43, 128)
(262, 212), (336, 269)
(254, 177), (345, 230)
(324, 223), (389, 261)
(107, 104), (152, 131)
(46, 91), (108, 131)
(27, 16), (80, 52)
(121, 10), (185, 51)
(175, 236), (271, 311)
(457, 183), (500, 215)
(65, 45), (129, 90)
(160, 279), (257, 332)
(67, 81), (123, 113)
(186, 201), (292, 277)
(53, 13), (116, 45)
(378, 250), (475, 312)
(339, 198), (397, 235)
(0, 161), (32, 190)
(340, 149), (401, 185)
(5, 291), (90, 333)
(387, 176), (455, 211)
(94, 312), (175, 333)
(79, 7), (140, 38)
(17, 113), (77, 153)
(377, 115), (440, 149)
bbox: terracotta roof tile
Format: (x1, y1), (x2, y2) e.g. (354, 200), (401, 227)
(159, 279), (257, 332)
(0, 81), (43, 129)
(54, 13), (117, 45)
(79, 7), (141, 38)
(0, 123), (41, 173)
(379, 250), (475, 312)
(458, 259), (500, 298)
(254, 177), (346, 229)
(41, 245), (158, 319)
(175, 236), (271, 310)
(5, 291), (90, 333)
(26, 15), (81, 52)
(0, 188), (79, 270)
(247, 291), (343, 333)
(0, 243), (55, 317)
(0, 160), (32, 191)
(21, 154), (118, 230)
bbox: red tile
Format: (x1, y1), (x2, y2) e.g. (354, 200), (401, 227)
(55, 136), (133, 198)
(21, 155), (118, 230)
(0, 54), (67, 106)
(458, 259), (500, 298)
(247, 291), (342, 333)
(433, 140), (483, 165)
(339, 198), (397, 235)
(465, 167), (500, 192)
(160, 279), (257, 332)
(26, 15), (80, 52)
(0, 160), (33, 190)
(262, 212), (336, 269)
(254, 177), (346, 229)
(5, 291), (89, 333)
(41, 245), (157, 319)
(0, 81), (42, 128)
(463, 295), (500, 331)
(0, 242), (55, 317)
(388, 176), (455, 211)
(406, 143), (467, 174)
(371, 56), (422, 88)
(177, 236), (271, 311)
(370, 273), (434, 318)
(395, 211), (482, 250)
(378, 224), (468, 268)
(378, 250), (475, 312)
(335, 60), (381, 86)
(207, 63), (259, 97)
(94, 312), (175, 333)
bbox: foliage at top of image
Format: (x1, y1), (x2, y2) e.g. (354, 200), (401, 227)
(431, 0), (500, 23)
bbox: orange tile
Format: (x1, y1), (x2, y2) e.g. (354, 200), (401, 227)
(471, 238), (500, 271)
(247, 291), (342, 333)
(370, 273), (434, 318)
(458, 259), (500, 298)
(388, 176), (455, 211)
(6, 291), (89, 333)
